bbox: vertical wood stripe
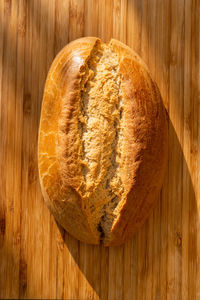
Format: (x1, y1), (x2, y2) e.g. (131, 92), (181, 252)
(0, 0), (199, 299)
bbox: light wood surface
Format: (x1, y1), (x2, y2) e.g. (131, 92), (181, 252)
(0, 0), (199, 299)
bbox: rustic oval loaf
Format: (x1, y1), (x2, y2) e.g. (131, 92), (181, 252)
(38, 37), (168, 246)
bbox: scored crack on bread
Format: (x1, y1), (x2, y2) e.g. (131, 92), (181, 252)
(57, 39), (125, 243)
(38, 37), (168, 246)
(78, 42), (125, 243)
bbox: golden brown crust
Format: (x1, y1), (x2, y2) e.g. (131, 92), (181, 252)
(106, 39), (168, 245)
(38, 37), (168, 246)
(38, 37), (101, 244)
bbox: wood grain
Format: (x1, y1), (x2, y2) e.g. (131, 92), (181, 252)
(0, 0), (199, 299)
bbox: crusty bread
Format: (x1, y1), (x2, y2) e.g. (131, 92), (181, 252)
(38, 37), (168, 246)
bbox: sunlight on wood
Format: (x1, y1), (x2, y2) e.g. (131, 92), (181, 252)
(0, 0), (199, 299)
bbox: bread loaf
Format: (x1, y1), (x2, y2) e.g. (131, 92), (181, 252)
(38, 37), (168, 246)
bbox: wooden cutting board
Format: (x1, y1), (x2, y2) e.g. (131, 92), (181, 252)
(0, 0), (199, 299)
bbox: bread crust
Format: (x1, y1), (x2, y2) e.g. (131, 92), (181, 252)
(106, 39), (168, 245)
(38, 37), (100, 244)
(38, 37), (168, 246)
